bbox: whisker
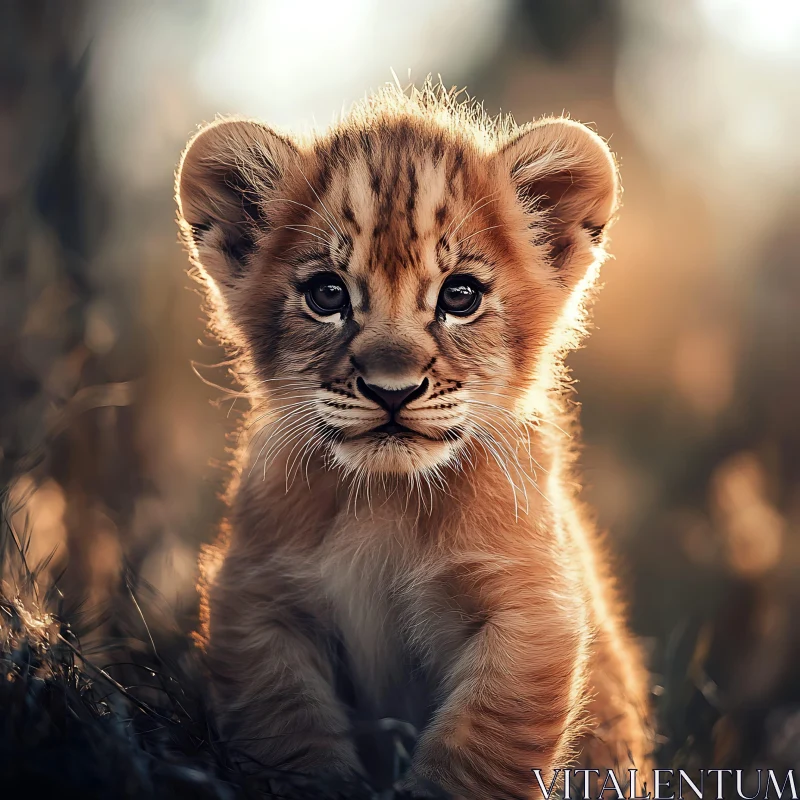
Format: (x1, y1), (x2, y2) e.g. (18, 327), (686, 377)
(465, 406), (543, 507)
(446, 193), (498, 239)
(260, 196), (339, 238)
(455, 224), (502, 247)
(469, 413), (554, 510)
(466, 384), (573, 439)
(272, 221), (332, 239)
(463, 400), (546, 474)
(284, 423), (324, 490)
(248, 408), (320, 479)
(239, 400), (316, 440)
(283, 226), (331, 246)
(471, 431), (522, 519)
(296, 167), (346, 239)
(258, 409), (320, 463)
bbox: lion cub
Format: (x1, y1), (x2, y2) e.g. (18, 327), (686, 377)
(176, 84), (652, 799)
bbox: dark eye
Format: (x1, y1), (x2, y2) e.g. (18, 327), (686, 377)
(305, 273), (350, 316)
(437, 277), (483, 316)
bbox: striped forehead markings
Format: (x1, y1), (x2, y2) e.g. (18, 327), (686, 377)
(370, 168), (381, 196)
(306, 132), (484, 285)
(446, 148), (465, 196)
(341, 193), (362, 236)
(406, 162), (419, 242)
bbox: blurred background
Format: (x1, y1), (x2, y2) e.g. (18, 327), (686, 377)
(2, 0), (800, 774)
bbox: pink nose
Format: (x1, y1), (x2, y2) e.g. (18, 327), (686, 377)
(357, 377), (429, 412)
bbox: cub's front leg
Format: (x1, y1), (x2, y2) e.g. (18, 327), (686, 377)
(402, 560), (590, 800)
(204, 546), (361, 778)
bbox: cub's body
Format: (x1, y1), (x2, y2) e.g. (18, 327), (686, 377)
(178, 83), (652, 799)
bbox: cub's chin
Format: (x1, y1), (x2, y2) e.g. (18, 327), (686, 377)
(331, 431), (457, 476)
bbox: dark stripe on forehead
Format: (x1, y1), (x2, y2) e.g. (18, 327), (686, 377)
(431, 136), (445, 166)
(370, 168), (381, 197)
(327, 130), (347, 164)
(361, 130), (381, 198)
(447, 148), (465, 195)
(341, 194), (362, 235)
(370, 153), (404, 279)
(406, 163), (418, 210)
(315, 157), (333, 197)
(406, 162), (418, 242)
(359, 130), (374, 158)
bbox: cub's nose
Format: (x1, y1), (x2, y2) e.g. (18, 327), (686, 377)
(357, 377), (429, 412)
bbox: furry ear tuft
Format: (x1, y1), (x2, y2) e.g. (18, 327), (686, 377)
(501, 118), (619, 280)
(175, 119), (298, 287)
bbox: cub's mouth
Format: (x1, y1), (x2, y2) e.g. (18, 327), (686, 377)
(362, 421), (453, 442)
(328, 420), (464, 476)
(371, 421), (414, 436)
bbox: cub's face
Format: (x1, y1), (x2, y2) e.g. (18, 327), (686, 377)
(177, 104), (617, 477)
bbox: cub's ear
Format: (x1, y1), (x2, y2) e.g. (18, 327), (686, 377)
(501, 118), (619, 282)
(176, 118), (298, 288)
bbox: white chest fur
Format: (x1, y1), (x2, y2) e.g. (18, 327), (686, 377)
(317, 513), (412, 698)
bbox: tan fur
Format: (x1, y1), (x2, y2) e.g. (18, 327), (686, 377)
(176, 82), (653, 799)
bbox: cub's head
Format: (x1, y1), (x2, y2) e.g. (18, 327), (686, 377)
(176, 89), (618, 478)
